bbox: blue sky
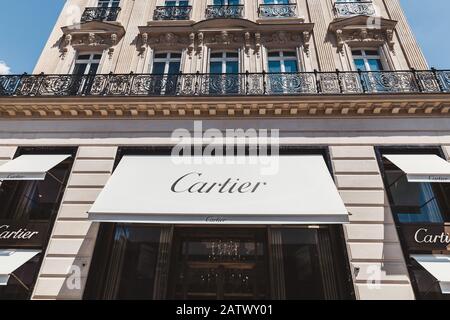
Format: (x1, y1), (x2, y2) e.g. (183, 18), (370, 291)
(0, 0), (448, 74)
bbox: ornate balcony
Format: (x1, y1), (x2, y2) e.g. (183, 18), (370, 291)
(1, 70), (449, 98)
(334, 1), (376, 17)
(153, 6), (192, 21)
(258, 4), (297, 18)
(80, 7), (121, 22)
(205, 5), (244, 19)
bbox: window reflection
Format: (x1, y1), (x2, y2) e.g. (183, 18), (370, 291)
(0, 162), (71, 221)
(383, 157), (449, 223)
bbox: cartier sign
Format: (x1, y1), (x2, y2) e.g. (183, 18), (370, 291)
(400, 224), (450, 251)
(0, 221), (49, 247)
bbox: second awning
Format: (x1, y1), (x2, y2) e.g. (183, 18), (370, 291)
(88, 155), (349, 225)
(384, 154), (450, 183)
(0, 154), (71, 181)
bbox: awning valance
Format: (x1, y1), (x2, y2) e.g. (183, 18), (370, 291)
(411, 254), (450, 294)
(0, 155), (71, 181)
(384, 154), (450, 183)
(88, 155), (348, 225)
(0, 249), (40, 286)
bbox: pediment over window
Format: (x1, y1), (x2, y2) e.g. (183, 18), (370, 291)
(329, 15), (397, 52)
(61, 21), (125, 57)
(138, 19), (314, 57)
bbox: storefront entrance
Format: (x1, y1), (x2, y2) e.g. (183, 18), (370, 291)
(85, 225), (354, 300)
(169, 229), (269, 300)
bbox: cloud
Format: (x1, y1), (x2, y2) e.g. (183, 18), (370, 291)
(0, 61), (11, 75)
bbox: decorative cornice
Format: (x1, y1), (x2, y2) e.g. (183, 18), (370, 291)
(329, 15), (397, 53)
(61, 21), (125, 58)
(0, 95), (449, 119)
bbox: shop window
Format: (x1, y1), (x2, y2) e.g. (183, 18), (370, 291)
(380, 149), (450, 224)
(0, 148), (75, 222)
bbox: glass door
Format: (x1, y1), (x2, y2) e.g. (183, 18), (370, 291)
(169, 229), (269, 300)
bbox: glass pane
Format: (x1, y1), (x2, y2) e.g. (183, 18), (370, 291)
(283, 51), (297, 57)
(351, 50), (362, 56)
(268, 51), (280, 58)
(214, 0), (225, 4)
(93, 54), (103, 60)
(210, 52), (223, 59)
(210, 62), (223, 74)
(154, 53), (168, 59)
(165, 1), (176, 6)
(367, 59), (383, 71)
(353, 59), (366, 71)
(171, 53), (182, 59)
(228, 0), (240, 5)
(268, 61), (282, 73)
(284, 60), (298, 73)
(226, 61), (239, 74)
(179, 1), (189, 6)
(73, 63), (87, 75)
(276, 229), (325, 299)
(385, 171), (444, 223)
(226, 52), (239, 58)
(88, 63), (99, 75)
(152, 62), (166, 74)
(365, 50), (379, 56)
(0, 160), (71, 221)
(168, 62), (181, 74)
(170, 229), (269, 300)
(107, 225), (162, 300)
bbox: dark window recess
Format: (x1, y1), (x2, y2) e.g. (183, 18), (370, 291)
(379, 148), (450, 223)
(0, 150), (75, 221)
(96, 225), (163, 299)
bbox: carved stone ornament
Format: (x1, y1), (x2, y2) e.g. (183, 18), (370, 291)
(329, 16), (398, 53)
(61, 21), (125, 59)
(261, 31), (311, 55)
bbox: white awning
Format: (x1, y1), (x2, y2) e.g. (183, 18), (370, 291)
(411, 254), (450, 294)
(0, 249), (40, 286)
(384, 154), (450, 183)
(0, 154), (71, 181)
(88, 155), (349, 225)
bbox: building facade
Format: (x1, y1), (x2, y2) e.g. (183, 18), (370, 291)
(0, 0), (449, 300)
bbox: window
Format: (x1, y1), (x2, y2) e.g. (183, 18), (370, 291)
(352, 49), (384, 71)
(0, 149), (75, 222)
(165, 0), (189, 6)
(380, 149), (450, 224)
(268, 50), (299, 73)
(213, 0), (240, 5)
(73, 53), (102, 76)
(209, 51), (239, 74)
(150, 52), (182, 95)
(264, 0), (289, 4)
(98, 0), (120, 7)
(209, 51), (240, 94)
(267, 51), (300, 94)
(72, 53), (102, 95)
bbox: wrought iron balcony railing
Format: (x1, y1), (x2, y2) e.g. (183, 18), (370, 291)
(153, 6), (192, 20)
(1, 70), (449, 97)
(334, 1), (376, 17)
(205, 5), (244, 19)
(80, 6), (121, 22)
(258, 4), (297, 18)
